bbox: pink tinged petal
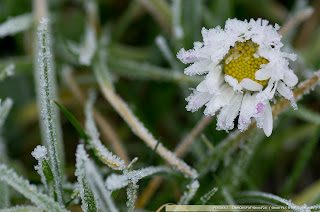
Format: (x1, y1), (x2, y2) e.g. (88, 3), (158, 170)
(277, 81), (292, 100)
(256, 102), (265, 114)
(196, 80), (208, 92)
(283, 71), (298, 87)
(240, 78), (263, 91)
(184, 60), (212, 76)
(263, 102), (273, 137)
(255, 69), (271, 80)
(186, 92), (211, 112)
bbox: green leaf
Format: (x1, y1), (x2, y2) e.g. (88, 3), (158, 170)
(53, 101), (88, 142)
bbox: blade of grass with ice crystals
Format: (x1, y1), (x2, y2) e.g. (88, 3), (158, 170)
(75, 144), (98, 212)
(0, 13), (33, 38)
(199, 187), (218, 205)
(85, 160), (119, 212)
(93, 61), (198, 178)
(0, 140), (9, 209)
(127, 182), (138, 212)
(0, 64), (14, 82)
(85, 90), (126, 170)
(35, 17), (63, 204)
(155, 36), (179, 69)
(0, 206), (44, 212)
(178, 180), (200, 205)
(54, 101), (88, 141)
(0, 98), (13, 128)
(281, 125), (320, 196)
(105, 166), (171, 191)
(0, 164), (68, 212)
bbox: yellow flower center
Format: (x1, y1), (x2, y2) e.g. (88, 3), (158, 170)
(223, 40), (269, 87)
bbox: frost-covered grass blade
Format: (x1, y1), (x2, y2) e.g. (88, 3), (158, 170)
(35, 17), (64, 204)
(0, 14), (33, 38)
(0, 164), (68, 212)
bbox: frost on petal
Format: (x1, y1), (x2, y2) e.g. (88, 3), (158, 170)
(283, 70), (298, 87)
(196, 80), (208, 92)
(184, 60), (212, 76)
(204, 67), (223, 94)
(224, 75), (243, 92)
(176, 42), (204, 64)
(186, 91), (212, 112)
(217, 94), (243, 131)
(240, 78), (263, 91)
(277, 81), (293, 100)
(255, 68), (271, 81)
(204, 95), (227, 116)
(262, 102), (273, 137)
(238, 92), (256, 132)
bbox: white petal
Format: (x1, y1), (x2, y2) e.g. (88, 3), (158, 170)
(240, 78), (263, 91)
(184, 60), (212, 75)
(196, 80), (208, 92)
(262, 102), (273, 137)
(238, 92), (256, 131)
(255, 69), (271, 80)
(204, 94), (228, 116)
(217, 93), (243, 131)
(277, 81), (292, 100)
(283, 71), (298, 87)
(205, 67), (222, 94)
(224, 75), (243, 92)
(186, 91), (211, 112)
(220, 84), (235, 102)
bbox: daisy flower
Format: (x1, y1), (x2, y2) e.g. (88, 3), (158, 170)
(177, 18), (298, 137)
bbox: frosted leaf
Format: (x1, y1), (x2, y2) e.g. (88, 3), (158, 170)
(0, 98), (13, 129)
(79, 24), (97, 65)
(0, 206), (45, 212)
(0, 64), (14, 82)
(31, 145), (47, 161)
(85, 90), (126, 170)
(36, 17), (63, 204)
(0, 14), (33, 38)
(85, 160), (119, 212)
(200, 187), (218, 205)
(0, 164), (68, 212)
(105, 166), (170, 190)
(75, 144), (98, 212)
(178, 180), (200, 205)
(155, 36), (179, 69)
(126, 182), (138, 212)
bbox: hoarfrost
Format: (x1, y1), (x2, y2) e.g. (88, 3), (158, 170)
(0, 14), (33, 38)
(178, 180), (200, 205)
(85, 160), (119, 212)
(0, 164), (68, 212)
(85, 90), (126, 170)
(0, 98), (13, 128)
(200, 187), (218, 204)
(0, 64), (14, 82)
(31, 145), (47, 160)
(75, 144), (98, 212)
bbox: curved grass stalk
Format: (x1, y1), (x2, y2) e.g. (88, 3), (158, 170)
(94, 61), (198, 178)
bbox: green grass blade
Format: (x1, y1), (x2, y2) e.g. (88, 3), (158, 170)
(53, 101), (88, 142)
